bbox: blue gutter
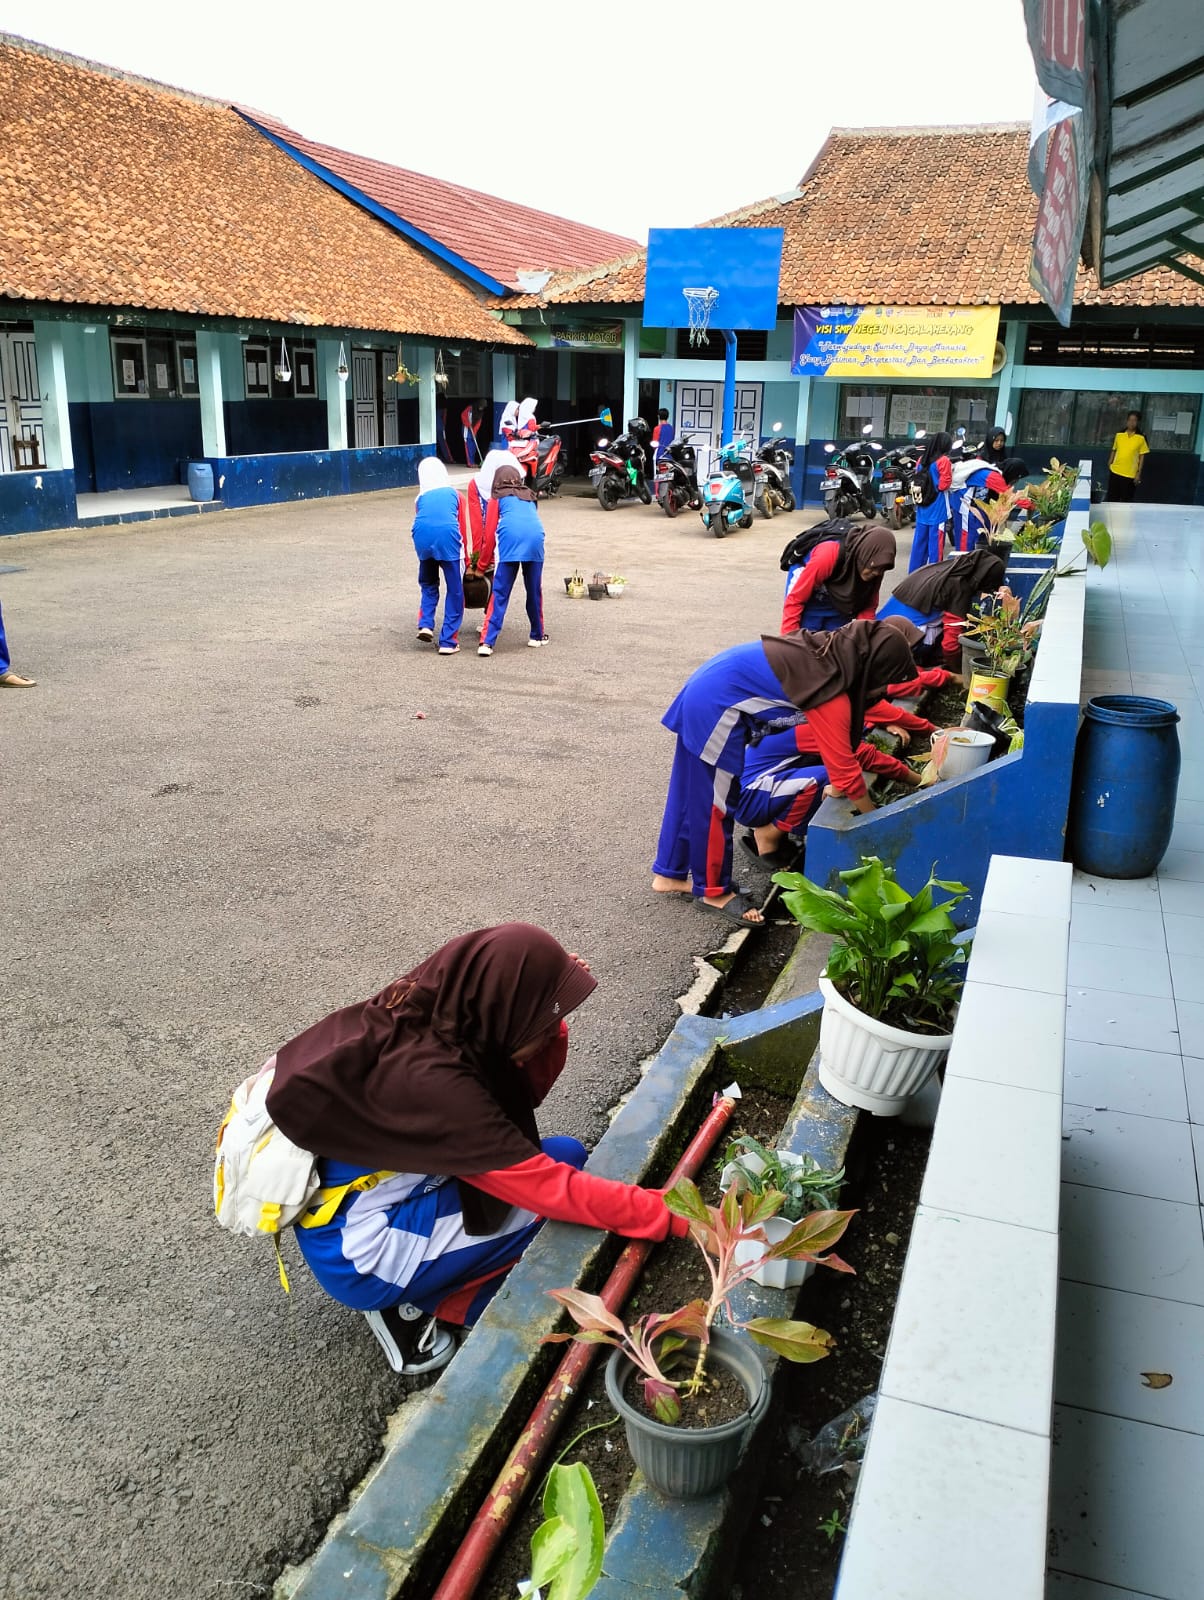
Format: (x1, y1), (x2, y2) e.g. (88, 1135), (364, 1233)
(238, 112), (511, 298)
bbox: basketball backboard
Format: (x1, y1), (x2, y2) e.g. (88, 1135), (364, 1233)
(644, 227), (784, 331)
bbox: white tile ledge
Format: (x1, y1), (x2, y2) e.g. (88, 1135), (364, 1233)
(837, 852), (1071, 1600)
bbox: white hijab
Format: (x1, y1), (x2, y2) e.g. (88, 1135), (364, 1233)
(499, 400), (520, 433)
(517, 397), (538, 429)
(417, 457), (450, 499)
(475, 448), (513, 502)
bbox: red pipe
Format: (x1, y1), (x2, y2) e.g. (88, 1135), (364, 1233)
(431, 1092), (739, 1600)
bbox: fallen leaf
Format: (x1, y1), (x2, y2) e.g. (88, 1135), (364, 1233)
(1140, 1372), (1172, 1389)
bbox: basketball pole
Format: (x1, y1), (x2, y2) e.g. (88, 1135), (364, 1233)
(722, 330), (737, 446)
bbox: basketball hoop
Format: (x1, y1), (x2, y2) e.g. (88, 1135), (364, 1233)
(682, 286), (719, 346)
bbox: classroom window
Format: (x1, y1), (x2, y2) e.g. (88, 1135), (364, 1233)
(836, 385), (995, 439)
(292, 345), (317, 397)
(177, 342), (199, 396)
(112, 337), (148, 398)
(1017, 388), (1201, 452)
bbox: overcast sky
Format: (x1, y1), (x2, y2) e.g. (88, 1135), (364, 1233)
(3, 0), (1038, 242)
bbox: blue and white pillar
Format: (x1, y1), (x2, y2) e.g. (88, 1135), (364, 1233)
(492, 351), (515, 446)
(322, 339), (348, 452)
(622, 318), (639, 431)
(197, 330), (227, 458)
(32, 321), (73, 472)
(418, 347), (436, 447)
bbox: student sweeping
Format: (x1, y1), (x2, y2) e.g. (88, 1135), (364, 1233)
(265, 924), (689, 1374)
(907, 432), (955, 571)
(651, 617), (922, 925)
(477, 465), (548, 655)
(411, 457), (465, 655)
(879, 549), (1007, 668)
(781, 523), (897, 634)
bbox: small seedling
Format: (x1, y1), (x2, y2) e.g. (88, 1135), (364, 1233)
(817, 1507), (848, 1544)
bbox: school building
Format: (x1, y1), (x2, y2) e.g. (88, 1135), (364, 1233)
(498, 125), (1204, 507)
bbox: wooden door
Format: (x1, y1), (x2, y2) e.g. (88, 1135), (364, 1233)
(352, 350), (378, 448)
(0, 333), (45, 473)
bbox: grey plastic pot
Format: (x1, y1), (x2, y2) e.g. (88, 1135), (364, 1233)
(604, 1328), (769, 1499)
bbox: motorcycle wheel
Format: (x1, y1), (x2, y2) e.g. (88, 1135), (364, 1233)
(822, 494), (837, 519)
(761, 489), (778, 520)
(713, 518), (729, 538)
(661, 487), (681, 518)
(637, 483), (652, 505)
(887, 502), (902, 530)
(780, 488), (796, 513)
(860, 495), (878, 519)
(597, 478), (622, 511)
(739, 513), (754, 530)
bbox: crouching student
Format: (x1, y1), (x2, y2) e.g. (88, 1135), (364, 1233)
(651, 618), (922, 925)
(478, 466), (549, 655)
(266, 924), (689, 1374)
(879, 549), (1007, 670)
(781, 523), (897, 634)
(412, 458), (465, 654)
(949, 457), (1030, 552)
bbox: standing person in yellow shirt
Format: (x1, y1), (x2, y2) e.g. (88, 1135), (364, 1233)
(1107, 411), (1150, 502)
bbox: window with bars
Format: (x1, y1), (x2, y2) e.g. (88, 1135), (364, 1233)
(1017, 388), (1200, 452)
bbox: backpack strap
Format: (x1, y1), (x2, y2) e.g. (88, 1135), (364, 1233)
(295, 1170), (398, 1230)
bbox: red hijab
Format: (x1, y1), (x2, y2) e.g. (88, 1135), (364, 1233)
(266, 924), (596, 1233)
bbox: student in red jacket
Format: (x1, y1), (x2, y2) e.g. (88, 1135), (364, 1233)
(266, 925), (688, 1374)
(781, 523), (897, 634)
(907, 432), (954, 571)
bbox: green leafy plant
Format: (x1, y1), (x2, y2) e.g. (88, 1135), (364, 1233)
(818, 1507), (848, 1544)
(722, 1133), (844, 1221)
(1011, 518), (1061, 555)
(519, 1462), (603, 1600)
(546, 1185), (854, 1425)
(962, 587), (1041, 676)
(773, 856), (970, 1034)
(1023, 519), (1113, 622)
(1025, 457), (1077, 522)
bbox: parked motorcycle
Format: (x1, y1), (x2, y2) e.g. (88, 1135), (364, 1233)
(700, 437), (759, 536)
(508, 423), (565, 497)
(590, 419), (652, 510)
(821, 423), (882, 518)
(655, 437), (701, 517)
(755, 421), (795, 517)
(879, 443), (923, 529)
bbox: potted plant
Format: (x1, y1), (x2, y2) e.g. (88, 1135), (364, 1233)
(1025, 457), (1076, 539)
(720, 1135), (844, 1289)
(606, 574), (628, 597)
(565, 570), (586, 599)
(547, 1182), (853, 1498)
(772, 856), (970, 1116)
(587, 570), (608, 600)
(960, 587), (1040, 715)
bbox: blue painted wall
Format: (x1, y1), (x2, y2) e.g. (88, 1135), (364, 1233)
(803, 696), (1081, 927)
(224, 399), (327, 457)
(209, 444), (432, 507)
(0, 469), (77, 536)
(69, 401), (203, 492)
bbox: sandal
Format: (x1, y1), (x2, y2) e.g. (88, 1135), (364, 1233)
(698, 891), (763, 925)
(737, 831), (798, 872)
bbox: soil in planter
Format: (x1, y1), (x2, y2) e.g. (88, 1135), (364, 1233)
(477, 1086), (791, 1600)
(727, 1112), (932, 1600)
(628, 1352), (750, 1427)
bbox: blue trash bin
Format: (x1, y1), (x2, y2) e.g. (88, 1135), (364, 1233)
(1069, 696), (1180, 878)
(187, 461), (214, 502)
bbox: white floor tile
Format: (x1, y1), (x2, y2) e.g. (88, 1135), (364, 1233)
(1067, 941), (1173, 999)
(1059, 1184), (1204, 1304)
(1064, 1039), (1189, 1120)
(881, 1207), (1057, 1435)
(966, 911), (1069, 996)
(947, 981), (1065, 1094)
(1061, 1104), (1197, 1202)
(1170, 821), (1204, 855)
(1071, 872), (1161, 908)
(1176, 999), (1204, 1058)
(1055, 1280), (1204, 1437)
(1170, 950), (1204, 995)
(1183, 1058), (1204, 1124)
(1050, 1405), (1204, 1598)
(1158, 848), (1204, 883)
(837, 1397), (1048, 1600)
(1069, 903), (1168, 953)
(922, 1076), (1062, 1231)
(1065, 987), (1180, 1054)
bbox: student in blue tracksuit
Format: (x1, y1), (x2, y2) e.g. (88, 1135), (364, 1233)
(907, 432), (954, 572)
(411, 457), (465, 655)
(478, 465), (548, 656)
(949, 457), (1030, 552)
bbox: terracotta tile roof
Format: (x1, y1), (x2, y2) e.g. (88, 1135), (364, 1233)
(508, 126), (1204, 313)
(246, 112), (637, 292)
(0, 35), (526, 344)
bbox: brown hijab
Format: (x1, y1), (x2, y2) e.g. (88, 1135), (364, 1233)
(822, 524), (898, 614)
(761, 616), (922, 736)
(492, 464), (537, 503)
(893, 551), (1006, 619)
(266, 924), (597, 1234)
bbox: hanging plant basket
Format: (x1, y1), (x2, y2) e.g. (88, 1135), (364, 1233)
(273, 337), (292, 385)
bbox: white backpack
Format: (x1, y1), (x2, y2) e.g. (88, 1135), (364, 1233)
(213, 1057), (319, 1242)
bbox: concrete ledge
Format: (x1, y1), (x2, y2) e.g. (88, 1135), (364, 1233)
(835, 853), (1070, 1600)
(803, 465), (1092, 924)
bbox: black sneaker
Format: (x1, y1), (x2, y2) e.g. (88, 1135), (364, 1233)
(364, 1303), (457, 1375)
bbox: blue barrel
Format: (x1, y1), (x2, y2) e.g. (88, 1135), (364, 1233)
(1069, 696), (1180, 877)
(187, 461), (214, 502)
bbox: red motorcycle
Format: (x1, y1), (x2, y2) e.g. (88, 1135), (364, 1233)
(507, 425), (566, 497)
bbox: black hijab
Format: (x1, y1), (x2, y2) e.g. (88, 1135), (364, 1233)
(916, 432), (953, 475)
(981, 430), (1008, 467)
(893, 551), (1007, 618)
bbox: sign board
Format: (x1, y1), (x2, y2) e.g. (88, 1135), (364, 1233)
(791, 305), (1001, 378)
(1023, 0), (1088, 107)
(550, 325), (623, 350)
(1029, 110), (1090, 327)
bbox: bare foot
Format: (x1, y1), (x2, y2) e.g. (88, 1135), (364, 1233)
(700, 891), (764, 924)
(652, 874), (692, 895)
(752, 824), (785, 857)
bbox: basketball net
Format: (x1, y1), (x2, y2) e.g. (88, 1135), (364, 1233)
(682, 286), (719, 347)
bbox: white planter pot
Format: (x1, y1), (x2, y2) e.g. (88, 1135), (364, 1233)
(733, 1214), (815, 1290)
(936, 728), (994, 779)
(817, 974), (954, 1117)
